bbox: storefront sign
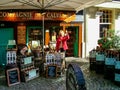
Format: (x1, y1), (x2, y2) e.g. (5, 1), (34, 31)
(0, 11), (75, 21)
(0, 12), (32, 18)
(45, 12), (66, 18)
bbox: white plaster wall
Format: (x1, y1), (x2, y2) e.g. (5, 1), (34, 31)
(86, 16), (100, 57)
(82, 22), (85, 58)
(115, 17), (120, 34)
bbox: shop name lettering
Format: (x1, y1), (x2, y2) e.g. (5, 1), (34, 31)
(0, 12), (72, 18)
(0, 12), (32, 18)
(45, 12), (72, 18)
(45, 12), (62, 18)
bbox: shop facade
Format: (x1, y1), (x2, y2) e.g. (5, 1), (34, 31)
(83, 6), (120, 57)
(0, 10), (83, 66)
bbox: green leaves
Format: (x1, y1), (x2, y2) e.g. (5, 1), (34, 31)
(98, 30), (120, 50)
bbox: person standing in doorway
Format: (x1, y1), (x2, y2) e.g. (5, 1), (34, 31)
(56, 29), (70, 73)
(56, 29), (70, 53)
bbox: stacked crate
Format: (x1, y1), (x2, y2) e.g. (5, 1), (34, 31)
(89, 49), (96, 70)
(95, 52), (105, 74)
(112, 50), (120, 85)
(104, 57), (116, 81)
(104, 50), (116, 81)
(115, 61), (120, 85)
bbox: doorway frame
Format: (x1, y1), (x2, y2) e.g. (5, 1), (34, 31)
(60, 22), (82, 57)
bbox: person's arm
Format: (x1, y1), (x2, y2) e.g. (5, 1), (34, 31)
(62, 34), (69, 41)
(64, 30), (69, 40)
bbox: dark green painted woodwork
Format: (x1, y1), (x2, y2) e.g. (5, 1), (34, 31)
(0, 28), (14, 66)
(73, 27), (78, 57)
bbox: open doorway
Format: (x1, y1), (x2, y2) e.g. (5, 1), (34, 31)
(66, 26), (79, 57)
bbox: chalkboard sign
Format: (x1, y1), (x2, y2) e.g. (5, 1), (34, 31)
(6, 68), (20, 86)
(46, 65), (57, 78)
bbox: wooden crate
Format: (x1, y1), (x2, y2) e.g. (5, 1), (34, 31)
(17, 56), (34, 71)
(20, 68), (39, 82)
(17, 56), (39, 82)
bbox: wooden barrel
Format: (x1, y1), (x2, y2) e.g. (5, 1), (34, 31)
(115, 61), (120, 85)
(95, 53), (105, 74)
(66, 63), (86, 90)
(104, 57), (115, 81)
(32, 50), (43, 58)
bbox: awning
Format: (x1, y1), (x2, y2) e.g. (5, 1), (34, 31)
(95, 0), (120, 9)
(0, 0), (111, 12)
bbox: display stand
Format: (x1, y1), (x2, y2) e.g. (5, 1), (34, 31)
(17, 56), (39, 82)
(6, 40), (17, 65)
(44, 52), (65, 77)
(5, 40), (20, 86)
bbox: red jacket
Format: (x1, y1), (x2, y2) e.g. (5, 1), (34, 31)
(56, 35), (70, 52)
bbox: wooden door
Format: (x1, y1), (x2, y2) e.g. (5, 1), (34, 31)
(0, 28), (14, 66)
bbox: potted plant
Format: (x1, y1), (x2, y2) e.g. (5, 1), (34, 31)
(98, 30), (120, 50)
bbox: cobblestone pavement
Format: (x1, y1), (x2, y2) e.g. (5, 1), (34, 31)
(66, 57), (120, 90)
(0, 57), (120, 90)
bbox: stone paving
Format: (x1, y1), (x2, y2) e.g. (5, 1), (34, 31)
(0, 57), (120, 90)
(66, 57), (120, 90)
